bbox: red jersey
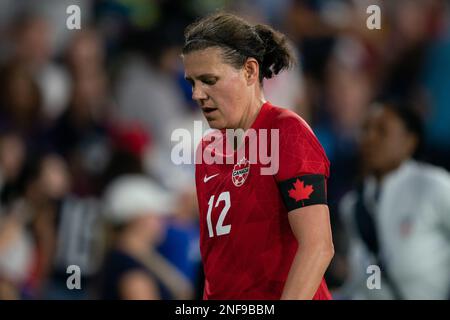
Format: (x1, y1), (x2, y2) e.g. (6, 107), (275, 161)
(195, 101), (332, 300)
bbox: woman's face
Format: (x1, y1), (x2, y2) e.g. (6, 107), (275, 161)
(183, 47), (250, 129)
(133, 214), (166, 245)
(360, 106), (416, 176)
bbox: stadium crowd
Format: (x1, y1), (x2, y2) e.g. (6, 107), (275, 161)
(0, 0), (449, 299)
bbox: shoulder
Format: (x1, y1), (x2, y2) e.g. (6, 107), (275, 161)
(403, 161), (450, 191)
(266, 103), (314, 134)
(417, 163), (450, 204)
(266, 103), (330, 179)
(395, 161), (450, 226)
(266, 103), (324, 152)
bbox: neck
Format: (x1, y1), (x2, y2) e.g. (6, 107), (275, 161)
(238, 93), (266, 131)
(373, 159), (409, 183)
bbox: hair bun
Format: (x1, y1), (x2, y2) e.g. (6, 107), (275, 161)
(254, 24), (294, 79)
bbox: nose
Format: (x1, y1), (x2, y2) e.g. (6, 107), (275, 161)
(192, 85), (208, 103)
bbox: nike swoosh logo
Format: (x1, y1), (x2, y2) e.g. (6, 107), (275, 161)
(203, 173), (219, 183)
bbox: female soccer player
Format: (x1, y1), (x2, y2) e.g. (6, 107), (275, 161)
(182, 13), (334, 300)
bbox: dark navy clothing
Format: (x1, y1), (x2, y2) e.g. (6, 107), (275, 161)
(101, 249), (172, 300)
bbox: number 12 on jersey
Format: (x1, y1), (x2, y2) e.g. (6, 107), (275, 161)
(206, 191), (231, 237)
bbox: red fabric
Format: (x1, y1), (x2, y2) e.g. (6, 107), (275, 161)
(109, 122), (151, 157)
(195, 102), (332, 300)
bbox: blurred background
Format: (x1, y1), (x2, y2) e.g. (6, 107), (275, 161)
(0, 0), (449, 300)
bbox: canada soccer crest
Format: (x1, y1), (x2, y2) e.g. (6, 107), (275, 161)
(232, 157), (250, 187)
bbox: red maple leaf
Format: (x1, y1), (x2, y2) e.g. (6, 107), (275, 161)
(288, 179), (314, 202)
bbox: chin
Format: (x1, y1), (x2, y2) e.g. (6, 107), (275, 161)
(206, 119), (223, 130)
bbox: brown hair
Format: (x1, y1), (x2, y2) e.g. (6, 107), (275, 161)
(183, 12), (295, 83)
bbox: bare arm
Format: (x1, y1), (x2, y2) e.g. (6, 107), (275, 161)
(281, 204), (334, 300)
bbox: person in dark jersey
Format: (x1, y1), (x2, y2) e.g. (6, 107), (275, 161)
(100, 175), (193, 300)
(182, 13), (334, 300)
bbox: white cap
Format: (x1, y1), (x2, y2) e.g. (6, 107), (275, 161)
(103, 175), (173, 224)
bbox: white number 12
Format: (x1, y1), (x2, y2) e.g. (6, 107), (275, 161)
(206, 191), (231, 237)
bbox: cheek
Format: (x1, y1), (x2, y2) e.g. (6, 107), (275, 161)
(373, 134), (405, 167)
(390, 134), (411, 158)
(217, 76), (247, 112)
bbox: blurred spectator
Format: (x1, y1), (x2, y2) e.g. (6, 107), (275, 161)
(31, 0), (92, 56)
(0, 133), (26, 195)
(376, 0), (437, 111)
(8, 12), (70, 120)
(0, 200), (33, 300)
(311, 36), (375, 289)
(66, 29), (106, 79)
(100, 175), (193, 300)
(157, 184), (202, 298)
(114, 29), (188, 145)
(338, 102), (450, 299)
(49, 29), (113, 196)
(114, 26), (202, 190)
(0, 153), (71, 298)
(102, 122), (151, 185)
(48, 74), (111, 196)
(0, 62), (49, 153)
(0, 0), (449, 301)
(317, 37), (375, 201)
(0, 133), (30, 300)
(43, 194), (104, 300)
(35, 30), (115, 297)
(0, 124), (109, 301)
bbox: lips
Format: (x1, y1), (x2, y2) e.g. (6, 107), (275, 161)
(202, 107), (218, 114)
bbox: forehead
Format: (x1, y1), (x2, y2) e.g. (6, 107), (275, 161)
(366, 106), (403, 129)
(183, 47), (229, 76)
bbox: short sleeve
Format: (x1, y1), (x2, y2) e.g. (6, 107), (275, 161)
(274, 114), (330, 182)
(273, 113), (330, 211)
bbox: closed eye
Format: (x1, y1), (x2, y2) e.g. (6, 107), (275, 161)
(184, 75), (218, 88)
(201, 78), (217, 85)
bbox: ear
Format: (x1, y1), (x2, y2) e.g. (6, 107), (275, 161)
(243, 57), (260, 86)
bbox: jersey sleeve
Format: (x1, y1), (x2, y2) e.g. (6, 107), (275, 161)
(273, 113), (330, 211)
